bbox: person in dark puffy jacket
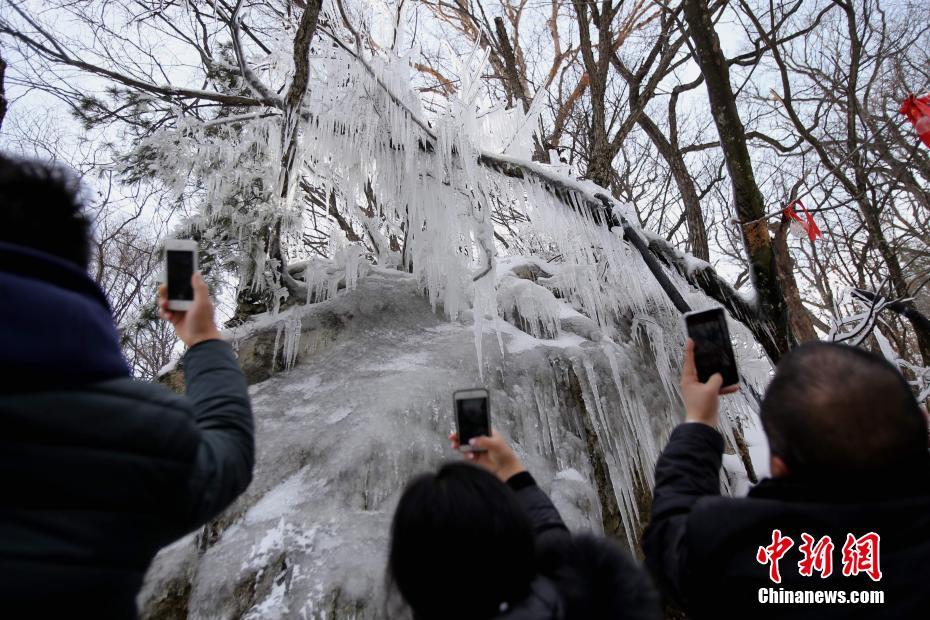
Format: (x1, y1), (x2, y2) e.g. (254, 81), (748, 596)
(387, 430), (661, 620)
(0, 154), (254, 617)
(643, 339), (930, 619)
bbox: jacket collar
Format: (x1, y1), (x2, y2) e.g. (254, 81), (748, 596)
(494, 576), (563, 620)
(0, 242), (130, 390)
(749, 458), (930, 504)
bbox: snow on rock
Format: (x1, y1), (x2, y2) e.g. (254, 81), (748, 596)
(141, 267), (768, 619)
(496, 267), (561, 340)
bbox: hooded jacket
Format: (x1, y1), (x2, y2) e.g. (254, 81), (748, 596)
(0, 243), (254, 617)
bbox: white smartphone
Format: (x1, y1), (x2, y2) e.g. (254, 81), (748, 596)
(454, 388), (490, 452)
(164, 239), (198, 311)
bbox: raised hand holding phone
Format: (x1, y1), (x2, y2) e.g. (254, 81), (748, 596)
(453, 388), (490, 452)
(158, 272), (221, 348)
(449, 429), (526, 483)
(684, 307), (740, 387)
(680, 338), (739, 427)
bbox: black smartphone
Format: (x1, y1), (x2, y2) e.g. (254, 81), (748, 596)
(684, 308), (739, 387)
(454, 388), (490, 452)
(165, 239), (198, 311)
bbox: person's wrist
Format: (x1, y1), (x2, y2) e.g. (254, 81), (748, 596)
(497, 460), (526, 483)
(186, 328), (222, 348)
(685, 410), (718, 427)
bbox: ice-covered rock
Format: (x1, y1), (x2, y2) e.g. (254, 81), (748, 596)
(141, 266), (768, 619)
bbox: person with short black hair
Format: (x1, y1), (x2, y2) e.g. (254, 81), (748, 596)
(0, 154), (255, 617)
(387, 431), (661, 620)
(0, 153), (92, 268)
(760, 342), (927, 477)
(643, 339), (930, 619)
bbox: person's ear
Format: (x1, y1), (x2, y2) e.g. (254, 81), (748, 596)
(770, 455), (789, 478)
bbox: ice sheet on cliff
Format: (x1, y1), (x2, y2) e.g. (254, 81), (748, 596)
(140, 262), (770, 619)
(134, 28), (776, 618)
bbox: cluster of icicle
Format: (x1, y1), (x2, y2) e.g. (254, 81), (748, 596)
(128, 0), (769, 547)
(489, 178), (768, 548)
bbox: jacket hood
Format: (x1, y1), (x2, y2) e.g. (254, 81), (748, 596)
(0, 242), (130, 389)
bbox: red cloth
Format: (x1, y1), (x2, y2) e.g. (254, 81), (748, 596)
(900, 93), (930, 149)
(783, 200), (822, 242)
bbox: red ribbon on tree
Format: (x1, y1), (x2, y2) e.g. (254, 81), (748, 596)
(900, 93), (930, 149)
(783, 200), (822, 242)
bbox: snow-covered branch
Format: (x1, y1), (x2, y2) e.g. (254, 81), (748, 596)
(830, 287), (930, 402)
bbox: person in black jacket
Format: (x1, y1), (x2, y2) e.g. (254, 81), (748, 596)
(0, 155), (254, 617)
(387, 430), (661, 620)
(643, 339), (930, 619)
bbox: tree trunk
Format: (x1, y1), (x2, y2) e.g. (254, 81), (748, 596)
(494, 17), (530, 114)
(636, 111), (710, 260)
(571, 0), (616, 190)
(270, 0), (324, 284)
(771, 220), (819, 343)
(493, 17), (546, 162)
(0, 52), (7, 131)
(681, 0), (791, 360)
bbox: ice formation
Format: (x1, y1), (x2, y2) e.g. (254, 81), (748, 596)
(131, 3), (775, 617)
(141, 267), (770, 618)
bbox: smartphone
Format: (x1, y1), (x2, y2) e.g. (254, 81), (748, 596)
(164, 239), (198, 311)
(684, 308), (739, 388)
(454, 388), (490, 452)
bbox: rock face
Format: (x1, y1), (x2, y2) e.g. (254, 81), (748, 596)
(141, 266), (768, 619)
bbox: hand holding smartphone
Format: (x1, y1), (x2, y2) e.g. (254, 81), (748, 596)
(454, 388), (490, 452)
(684, 308), (739, 388)
(159, 240), (221, 348)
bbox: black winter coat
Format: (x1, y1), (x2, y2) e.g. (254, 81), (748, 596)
(643, 423), (930, 619)
(0, 243), (254, 617)
(499, 472), (661, 620)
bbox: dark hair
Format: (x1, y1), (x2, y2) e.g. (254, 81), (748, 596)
(387, 462), (536, 620)
(0, 154), (91, 268)
(760, 341), (927, 476)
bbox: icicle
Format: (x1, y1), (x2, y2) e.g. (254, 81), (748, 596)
(578, 354), (638, 551)
(472, 273), (495, 382)
(282, 314), (302, 371)
(343, 245), (363, 291)
(270, 322), (283, 372)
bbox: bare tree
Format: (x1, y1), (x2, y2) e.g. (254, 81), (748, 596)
(738, 0), (930, 364)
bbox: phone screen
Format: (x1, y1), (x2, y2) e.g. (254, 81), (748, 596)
(166, 250), (195, 301)
(686, 308), (739, 387)
(456, 396), (489, 446)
